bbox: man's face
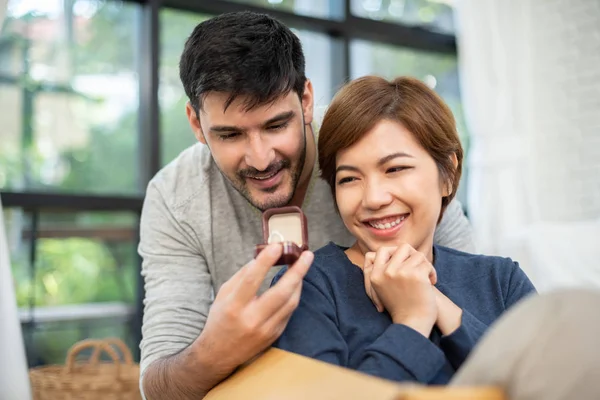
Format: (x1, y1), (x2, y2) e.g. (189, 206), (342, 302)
(187, 85), (314, 211)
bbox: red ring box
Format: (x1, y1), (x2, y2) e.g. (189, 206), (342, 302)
(255, 206), (309, 266)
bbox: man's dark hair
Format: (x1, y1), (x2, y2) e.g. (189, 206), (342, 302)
(179, 11), (306, 113)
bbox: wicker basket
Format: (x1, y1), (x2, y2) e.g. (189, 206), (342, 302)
(29, 337), (141, 400)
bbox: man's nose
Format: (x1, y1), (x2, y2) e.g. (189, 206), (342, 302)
(245, 134), (273, 171)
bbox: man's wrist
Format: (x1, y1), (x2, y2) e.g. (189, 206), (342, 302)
(190, 333), (237, 387)
(142, 336), (235, 400)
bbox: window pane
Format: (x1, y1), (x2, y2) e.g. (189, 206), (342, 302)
(25, 320), (134, 366)
(159, 9), (212, 167)
(350, 39), (467, 143)
(351, 0), (455, 34)
(3, 206), (139, 366)
(0, 0), (140, 194)
(0, 84), (22, 188)
(159, 8), (335, 166)
(5, 209), (138, 308)
(227, 0), (343, 20)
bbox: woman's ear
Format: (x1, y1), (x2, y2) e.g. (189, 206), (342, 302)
(185, 101), (207, 144)
(443, 153), (459, 197)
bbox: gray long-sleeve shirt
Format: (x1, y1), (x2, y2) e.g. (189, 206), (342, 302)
(138, 141), (475, 381)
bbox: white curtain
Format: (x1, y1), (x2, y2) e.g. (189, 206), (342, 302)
(456, 0), (600, 292)
(456, 0), (538, 255)
(0, 196), (32, 399)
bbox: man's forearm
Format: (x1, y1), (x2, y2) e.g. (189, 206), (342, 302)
(142, 340), (232, 400)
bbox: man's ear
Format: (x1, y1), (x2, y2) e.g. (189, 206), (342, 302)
(185, 101), (206, 144)
(301, 79), (314, 126)
(443, 153), (459, 197)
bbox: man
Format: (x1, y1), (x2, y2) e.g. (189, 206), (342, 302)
(138, 11), (475, 399)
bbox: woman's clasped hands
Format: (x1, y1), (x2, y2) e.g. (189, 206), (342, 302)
(362, 244), (463, 338)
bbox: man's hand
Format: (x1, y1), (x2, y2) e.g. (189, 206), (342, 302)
(142, 243), (313, 399)
(196, 243), (314, 376)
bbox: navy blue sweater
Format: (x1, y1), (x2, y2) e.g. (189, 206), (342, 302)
(272, 242), (536, 384)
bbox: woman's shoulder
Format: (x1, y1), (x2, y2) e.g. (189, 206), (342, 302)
(435, 245), (521, 276)
(309, 241), (355, 278)
(271, 242), (353, 287)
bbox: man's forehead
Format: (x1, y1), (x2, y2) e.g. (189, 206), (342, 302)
(201, 91), (298, 118)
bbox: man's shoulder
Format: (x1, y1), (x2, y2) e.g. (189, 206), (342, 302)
(148, 143), (217, 210)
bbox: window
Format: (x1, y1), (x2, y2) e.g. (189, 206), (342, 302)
(227, 0), (343, 20)
(351, 0), (455, 34)
(159, 9), (212, 166)
(1, 0), (143, 367)
(2, 0), (467, 368)
(5, 207), (138, 365)
(350, 39), (468, 147)
(0, 0), (140, 195)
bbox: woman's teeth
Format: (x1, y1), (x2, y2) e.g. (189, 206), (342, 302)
(368, 215), (406, 230)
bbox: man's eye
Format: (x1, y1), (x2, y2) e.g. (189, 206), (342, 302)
(337, 177), (356, 185)
(267, 122), (288, 131)
(218, 133), (239, 141)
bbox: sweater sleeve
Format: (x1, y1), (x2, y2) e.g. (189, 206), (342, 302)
(439, 309), (488, 370)
(138, 182), (213, 383)
(505, 261), (537, 308)
(273, 268), (448, 384)
(439, 259), (537, 370)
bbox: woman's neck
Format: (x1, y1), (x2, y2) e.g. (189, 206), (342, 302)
(344, 243), (367, 268)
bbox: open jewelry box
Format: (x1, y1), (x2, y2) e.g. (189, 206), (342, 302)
(255, 206), (309, 266)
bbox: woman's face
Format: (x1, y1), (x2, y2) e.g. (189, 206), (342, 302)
(335, 119), (451, 259)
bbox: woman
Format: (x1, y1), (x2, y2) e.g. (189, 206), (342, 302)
(271, 76), (536, 384)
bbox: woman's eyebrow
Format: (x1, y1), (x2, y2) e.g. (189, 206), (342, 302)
(336, 152), (414, 174)
(377, 152), (414, 167)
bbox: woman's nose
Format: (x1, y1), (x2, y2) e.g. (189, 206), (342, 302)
(362, 180), (393, 210)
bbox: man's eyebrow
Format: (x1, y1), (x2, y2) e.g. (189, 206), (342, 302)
(263, 110), (295, 126)
(210, 124), (243, 134)
(209, 111), (295, 134)
(335, 152), (414, 174)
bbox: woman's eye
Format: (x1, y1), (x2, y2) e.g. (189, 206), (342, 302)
(387, 166), (410, 174)
(337, 177), (356, 185)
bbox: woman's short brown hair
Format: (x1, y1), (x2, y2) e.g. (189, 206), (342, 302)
(318, 75), (463, 220)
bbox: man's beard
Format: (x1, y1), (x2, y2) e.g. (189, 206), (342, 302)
(237, 129), (307, 211)
(212, 125), (308, 211)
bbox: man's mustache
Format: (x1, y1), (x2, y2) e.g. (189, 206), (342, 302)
(238, 160), (290, 179)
